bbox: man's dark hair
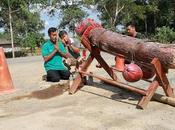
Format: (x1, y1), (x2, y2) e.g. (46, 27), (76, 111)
(59, 30), (68, 38)
(129, 24), (136, 28)
(126, 22), (136, 28)
(48, 27), (57, 35)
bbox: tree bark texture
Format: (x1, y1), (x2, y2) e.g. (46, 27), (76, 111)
(88, 28), (175, 69)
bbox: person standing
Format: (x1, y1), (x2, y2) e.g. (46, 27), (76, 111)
(41, 27), (71, 82)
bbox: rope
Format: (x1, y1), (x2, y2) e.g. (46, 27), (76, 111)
(130, 41), (142, 63)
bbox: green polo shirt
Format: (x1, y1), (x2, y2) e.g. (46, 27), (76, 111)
(42, 40), (67, 72)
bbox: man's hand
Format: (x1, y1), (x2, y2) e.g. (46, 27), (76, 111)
(43, 44), (58, 62)
(65, 58), (72, 66)
(65, 58), (77, 66)
(62, 37), (71, 46)
(54, 44), (59, 51)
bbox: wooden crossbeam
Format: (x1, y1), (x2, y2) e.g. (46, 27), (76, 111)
(69, 37), (174, 109)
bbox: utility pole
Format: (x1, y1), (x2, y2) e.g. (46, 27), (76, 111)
(8, 0), (15, 58)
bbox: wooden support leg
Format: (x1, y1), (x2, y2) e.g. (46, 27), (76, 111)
(91, 47), (117, 81)
(81, 37), (117, 81)
(137, 80), (159, 109)
(151, 58), (174, 97)
(69, 55), (94, 94)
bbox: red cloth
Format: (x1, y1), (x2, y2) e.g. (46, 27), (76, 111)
(75, 18), (102, 37)
(122, 63), (143, 82)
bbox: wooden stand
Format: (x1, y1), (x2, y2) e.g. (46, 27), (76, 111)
(69, 37), (174, 109)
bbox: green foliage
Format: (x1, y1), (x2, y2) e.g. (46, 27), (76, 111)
(20, 32), (44, 52)
(153, 26), (175, 44)
(34, 0), (87, 34)
(59, 6), (86, 32)
(1, 0), (174, 50)
(92, 0), (175, 35)
(0, 0), (45, 54)
(93, 0), (148, 31)
(59, 4), (86, 33)
(82, 0), (95, 7)
(0, 32), (9, 39)
(94, 0), (124, 30)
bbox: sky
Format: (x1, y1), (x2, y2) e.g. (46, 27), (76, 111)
(40, 6), (101, 38)
(0, 4), (101, 38)
(40, 9), (61, 38)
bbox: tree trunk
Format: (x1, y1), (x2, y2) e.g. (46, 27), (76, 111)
(88, 28), (175, 69)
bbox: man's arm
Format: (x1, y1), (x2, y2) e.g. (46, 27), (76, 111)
(43, 48), (57, 62)
(58, 40), (76, 59)
(63, 38), (80, 54)
(67, 44), (80, 54)
(57, 50), (72, 59)
(45, 43), (73, 60)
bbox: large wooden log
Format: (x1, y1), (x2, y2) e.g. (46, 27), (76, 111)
(153, 93), (175, 107)
(88, 28), (175, 69)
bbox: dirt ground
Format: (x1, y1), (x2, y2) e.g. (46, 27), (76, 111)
(0, 53), (175, 130)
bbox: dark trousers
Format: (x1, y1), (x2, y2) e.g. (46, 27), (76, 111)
(46, 69), (70, 82)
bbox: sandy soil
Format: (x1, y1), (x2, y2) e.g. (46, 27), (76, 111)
(0, 54), (175, 130)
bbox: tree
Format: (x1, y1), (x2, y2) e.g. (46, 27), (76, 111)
(0, 0), (45, 54)
(55, 0), (87, 34)
(90, 0), (174, 38)
(94, 0), (126, 30)
(30, 0), (87, 34)
(144, 0), (175, 34)
(153, 26), (175, 44)
(92, 0), (148, 32)
(21, 32), (44, 54)
(59, 5), (86, 33)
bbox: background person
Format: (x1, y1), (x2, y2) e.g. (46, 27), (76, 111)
(122, 23), (145, 64)
(126, 23), (145, 38)
(59, 30), (81, 60)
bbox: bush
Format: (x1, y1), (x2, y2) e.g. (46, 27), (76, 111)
(5, 51), (27, 58)
(153, 26), (175, 44)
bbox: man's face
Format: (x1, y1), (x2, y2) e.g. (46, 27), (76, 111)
(49, 31), (58, 43)
(61, 34), (69, 43)
(127, 25), (136, 36)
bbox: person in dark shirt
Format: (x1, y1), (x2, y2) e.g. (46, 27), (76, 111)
(126, 24), (144, 38)
(122, 23), (145, 64)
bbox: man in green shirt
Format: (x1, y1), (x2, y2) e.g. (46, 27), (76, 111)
(42, 27), (71, 82)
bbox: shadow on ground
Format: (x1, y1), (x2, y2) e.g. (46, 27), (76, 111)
(81, 81), (141, 106)
(3, 82), (69, 103)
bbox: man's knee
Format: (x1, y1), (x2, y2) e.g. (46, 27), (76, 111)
(63, 75), (70, 80)
(60, 70), (70, 80)
(47, 76), (60, 82)
(63, 72), (70, 79)
(46, 70), (60, 82)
